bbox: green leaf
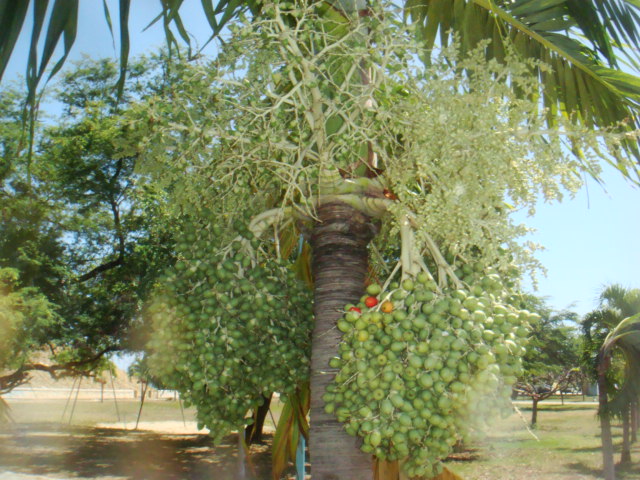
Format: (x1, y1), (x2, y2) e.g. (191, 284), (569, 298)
(561, 62), (578, 119)
(26, 0), (49, 103)
(271, 397), (294, 480)
(217, 0), (244, 35)
(423, 0), (446, 52)
(532, 17), (574, 32)
(102, 0), (115, 49)
(200, 0), (218, 31)
(115, 0), (131, 99)
(574, 66), (593, 127)
(510, 0), (567, 17)
(522, 5), (567, 25)
(165, 0), (191, 56)
(0, 1), (30, 81)
(38, 0), (79, 83)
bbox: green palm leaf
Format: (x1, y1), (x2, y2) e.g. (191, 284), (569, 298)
(406, 0), (640, 173)
(601, 313), (640, 414)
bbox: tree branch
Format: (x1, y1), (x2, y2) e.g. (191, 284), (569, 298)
(0, 347), (119, 395)
(77, 257), (124, 282)
(76, 159), (128, 283)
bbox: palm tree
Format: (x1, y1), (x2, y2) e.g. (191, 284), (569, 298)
(583, 285), (640, 480)
(3, 2), (640, 479)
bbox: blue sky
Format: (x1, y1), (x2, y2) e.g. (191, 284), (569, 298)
(4, 1), (640, 318)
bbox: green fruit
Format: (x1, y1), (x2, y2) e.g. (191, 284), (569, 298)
(337, 320), (351, 332)
(402, 279), (415, 291)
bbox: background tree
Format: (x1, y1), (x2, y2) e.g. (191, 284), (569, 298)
(582, 285), (640, 480)
(0, 56), (175, 394)
(512, 295), (580, 426)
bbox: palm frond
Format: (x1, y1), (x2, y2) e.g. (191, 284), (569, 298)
(406, 0), (640, 175)
(0, 0), (249, 101)
(601, 313), (640, 414)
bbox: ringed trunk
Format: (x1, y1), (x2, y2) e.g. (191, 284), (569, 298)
(631, 399), (638, 444)
(310, 202), (377, 480)
(621, 405), (631, 464)
(598, 353), (615, 480)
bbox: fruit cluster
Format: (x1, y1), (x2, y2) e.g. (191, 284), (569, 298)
(146, 219), (313, 443)
(325, 268), (535, 478)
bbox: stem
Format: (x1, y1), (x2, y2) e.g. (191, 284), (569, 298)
(400, 214), (420, 278)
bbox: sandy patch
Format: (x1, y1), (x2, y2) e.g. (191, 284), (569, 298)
(96, 420), (277, 435)
(95, 420), (210, 434)
(0, 474), (127, 480)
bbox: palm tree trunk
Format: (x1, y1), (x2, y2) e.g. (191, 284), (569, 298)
(621, 405), (631, 464)
(310, 201), (377, 480)
(598, 353), (615, 480)
(631, 399), (638, 444)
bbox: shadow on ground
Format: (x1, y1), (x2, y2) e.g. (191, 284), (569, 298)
(0, 423), (276, 480)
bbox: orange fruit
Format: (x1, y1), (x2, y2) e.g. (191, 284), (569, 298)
(380, 300), (393, 313)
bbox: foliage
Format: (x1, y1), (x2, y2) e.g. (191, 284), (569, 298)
(0, 56), (176, 391)
(4, 2), (640, 173)
(3, 1), (640, 477)
(146, 215), (313, 444)
(508, 295), (581, 424)
(0, 267), (58, 375)
(582, 285), (640, 480)
(582, 285), (640, 415)
(118, 2), (640, 474)
(516, 295), (579, 378)
(131, 2), (633, 285)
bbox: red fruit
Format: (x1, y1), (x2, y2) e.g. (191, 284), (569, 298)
(349, 307), (362, 314)
(365, 296), (379, 308)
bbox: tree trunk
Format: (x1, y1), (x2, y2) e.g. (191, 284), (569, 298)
(245, 393), (272, 445)
(631, 399), (638, 444)
(309, 202), (377, 480)
(598, 354), (615, 480)
(621, 405), (631, 464)
(531, 398), (539, 427)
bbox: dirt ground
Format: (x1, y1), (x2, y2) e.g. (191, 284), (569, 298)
(0, 422), (288, 480)
(2, 399), (639, 480)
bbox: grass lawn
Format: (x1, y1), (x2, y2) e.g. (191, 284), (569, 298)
(447, 401), (640, 480)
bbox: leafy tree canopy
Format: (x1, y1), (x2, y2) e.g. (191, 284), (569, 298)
(516, 294), (580, 379)
(0, 55), (176, 391)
